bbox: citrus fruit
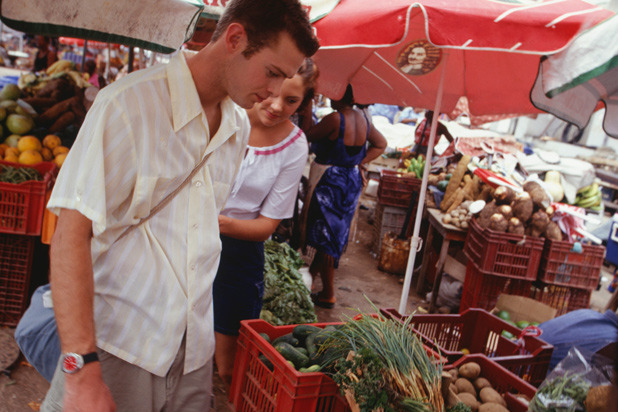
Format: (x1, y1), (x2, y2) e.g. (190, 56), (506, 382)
(496, 310), (511, 321)
(40, 147), (53, 161)
(17, 135), (42, 153)
(5, 147), (19, 158)
(54, 153), (68, 168)
(6, 113), (34, 135)
(4, 134), (20, 148)
(42, 134), (62, 150)
(4, 152), (18, 163)
(18, 149), (43, 165)
(53, 146), (70, 156)
(0, 143), (8, 157)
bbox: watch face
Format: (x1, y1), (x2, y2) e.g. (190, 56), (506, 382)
(61, 353), (84, 374)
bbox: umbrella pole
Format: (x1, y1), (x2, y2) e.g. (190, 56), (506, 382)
(398, 52), (449, 315)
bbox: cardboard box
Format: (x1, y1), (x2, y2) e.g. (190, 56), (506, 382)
(492, 294), (557, 324)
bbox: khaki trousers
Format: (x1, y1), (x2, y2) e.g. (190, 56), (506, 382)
(41, 339), (213, 412)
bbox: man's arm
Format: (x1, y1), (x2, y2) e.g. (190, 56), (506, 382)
(218, 214), (281, 242)
(50, 208), (115, 412)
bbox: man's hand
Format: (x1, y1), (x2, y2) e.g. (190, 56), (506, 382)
(64, 364), (115, 412)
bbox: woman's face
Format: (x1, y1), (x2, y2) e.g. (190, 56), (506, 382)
(254, 74), (305, 127)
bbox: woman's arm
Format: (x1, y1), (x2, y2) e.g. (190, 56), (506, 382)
(305, 112), (339, 142)
(218, 214), (281, 242)
(361, 123), (388, 166)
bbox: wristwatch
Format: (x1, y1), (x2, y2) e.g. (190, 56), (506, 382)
(61, 352), (99, 374)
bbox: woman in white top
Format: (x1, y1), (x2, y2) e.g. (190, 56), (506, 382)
(213, 59), (318, 384)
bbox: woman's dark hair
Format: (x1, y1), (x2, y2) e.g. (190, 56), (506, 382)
(211, 0), (319, 58)
(296, 58), (319, 113)
(334, 84), (354, 107)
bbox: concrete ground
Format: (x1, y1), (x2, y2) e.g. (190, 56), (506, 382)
(1, 196), (615, 411)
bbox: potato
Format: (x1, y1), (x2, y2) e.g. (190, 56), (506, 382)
(450, 383), (458, 394)
(585, 384), (612, 412)
(449, 368), (459, 381)
(459, 362), (482, 380)
(479, 387), (506, 406)
(478, 403), (509, 412)
(455, 378), (476, 396)
(457, 392), (480, 411)
(473, 377), (492, 391)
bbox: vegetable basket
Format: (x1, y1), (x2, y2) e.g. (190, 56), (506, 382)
(230, 319), (350, 412)
(444, 354), (538, 412)
(0, 233), (35, 327)
(381, 308), (553, 387)
(0, 160), (58, 235)
(464, 218), (544, 280)
(537, 239), (606, 289)
(377, 169), (421, 208)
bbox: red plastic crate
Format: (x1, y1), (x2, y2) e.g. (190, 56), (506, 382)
(381, 308), (553, 386)
(0, 160), (57, 235)
(464, 218), (544, 280)
(538, 239), (606, 289)
(0, 233), (35, 327)
(444, 355), (538, 412)
(531, 283), (592, 316)
(377, 169), (421, 208)
(230, 319), (350, 412)
(460, 261), (534, 313)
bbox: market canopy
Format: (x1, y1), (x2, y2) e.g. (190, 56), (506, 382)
(0, 0), (204, 53)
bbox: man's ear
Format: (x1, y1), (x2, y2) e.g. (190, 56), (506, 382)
(224, 23), (247, 53)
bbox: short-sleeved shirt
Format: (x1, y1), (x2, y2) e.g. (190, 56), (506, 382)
(47, 52), (250, 376)
(222, 125), (307, 220)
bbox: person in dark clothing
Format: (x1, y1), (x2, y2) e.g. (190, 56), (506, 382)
(33, 36), (58, 72)
(413, 110), (454, 156)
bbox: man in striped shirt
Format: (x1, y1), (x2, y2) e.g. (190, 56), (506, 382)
(42, 1), (319, 411)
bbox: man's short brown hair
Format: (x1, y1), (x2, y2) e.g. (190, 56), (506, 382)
(212, 0), (319, 58)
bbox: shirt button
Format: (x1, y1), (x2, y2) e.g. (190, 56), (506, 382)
(76, 196), (81, 202)
(195, 181), (202, 187)
(193, 224), (198, 229)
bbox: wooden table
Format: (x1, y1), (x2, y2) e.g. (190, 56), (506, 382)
(415, 208), (468, 312)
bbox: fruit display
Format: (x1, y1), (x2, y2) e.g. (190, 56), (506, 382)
(397, 153), (426, 178)
(573, 182), (603, 211)
(0, 133), (67, 168)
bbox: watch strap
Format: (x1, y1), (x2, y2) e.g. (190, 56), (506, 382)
(82, 351), (99, 364)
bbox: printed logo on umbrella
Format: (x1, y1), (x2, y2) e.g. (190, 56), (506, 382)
(397, 40), (442, 76)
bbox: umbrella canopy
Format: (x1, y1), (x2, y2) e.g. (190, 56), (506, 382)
(312, 0), (613, 115)
(531, 15), (618, 138)
(310, 0), (614, 314)
(0, 0), (204, 53)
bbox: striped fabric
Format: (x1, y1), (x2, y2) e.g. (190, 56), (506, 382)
(47, 52), (250, 376)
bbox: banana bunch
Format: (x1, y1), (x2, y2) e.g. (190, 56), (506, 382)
(46, 59), (75, 76)
(400, 154), (425, 178)
(66, 70), (91, 88)
(575, 182), (603, 210)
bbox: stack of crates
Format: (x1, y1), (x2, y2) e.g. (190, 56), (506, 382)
(372, 170), (421, 253)
(534, 239), (606, 316)
(0, 160), (57, 327)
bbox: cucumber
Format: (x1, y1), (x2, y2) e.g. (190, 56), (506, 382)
(259, 333), (271, 343)
(437, 180), (449, 192)
(292, 324), (321, 346)
(258, 354), (274, 371)
(275, 342), (309, 369)
(296, 347), (309, 357)
(271, 333), (299, 347)
(298, 364), (322, 373)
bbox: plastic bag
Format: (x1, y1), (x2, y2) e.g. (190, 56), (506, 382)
(529, 346), (614, 411)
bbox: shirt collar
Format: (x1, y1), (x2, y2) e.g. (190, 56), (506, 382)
(166, 51), (202, 133)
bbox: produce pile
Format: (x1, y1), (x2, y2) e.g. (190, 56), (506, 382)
(531, 374), (611, 412)
(397, 152), (426, 179)
(443, 360), (525, 412)
(0, 164), (42, 183)
(260, 240), (317, 326)
(475, 180), (562, 240)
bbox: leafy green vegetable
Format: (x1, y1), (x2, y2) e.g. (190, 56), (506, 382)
(530, 372), (590, 411)
(0, 165), (42, 184)
(260, 240), (316, 326)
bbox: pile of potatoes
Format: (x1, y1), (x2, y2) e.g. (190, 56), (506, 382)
(444, 361), (513, 412)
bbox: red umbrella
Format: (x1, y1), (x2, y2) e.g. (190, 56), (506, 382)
(310, 0), (614, 313)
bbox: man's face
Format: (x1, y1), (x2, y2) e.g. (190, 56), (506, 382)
(226, 32), (306, 110)
(408, 47), (427, 68)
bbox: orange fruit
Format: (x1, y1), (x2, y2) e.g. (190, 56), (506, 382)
(42, 134), (62, 150)
(4, 152), (18, 163)
(5, 147), (19, 158)
(17, 135), (42, 153)
(41, 147), (53, 161)
(18, 149), (43, 165)
(52, 146), (70, 156)
(0, 143), (8, 157)
(54, 153), (68, 168)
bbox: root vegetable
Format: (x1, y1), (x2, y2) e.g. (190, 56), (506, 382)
(530, 210), (550, 234)
(48, 111), (76, 133)
(455, 378), (477, 396)
(523, 181), (551, 209)
(478, 185), (493, 202)
(441, 155), (471, 212)
(479, 387), (506, 406)
(478, 403), (509, 412)
(443, 214), (453, 225)
(473, 377), (492, 391)
(489, 213), (508, 232)
(512, 191), (534, 223)
(493, 185), (515, 205)
(497, 205), (513, 220)
(458, 362), (481, 380)
(446, 188), (466, 214)
(477, 200), (498, 229)
(507, 217), (525, 235)
(585, 384), (612, 412)
(457, 392), (480, 411)
(544, 221), (562, 241)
